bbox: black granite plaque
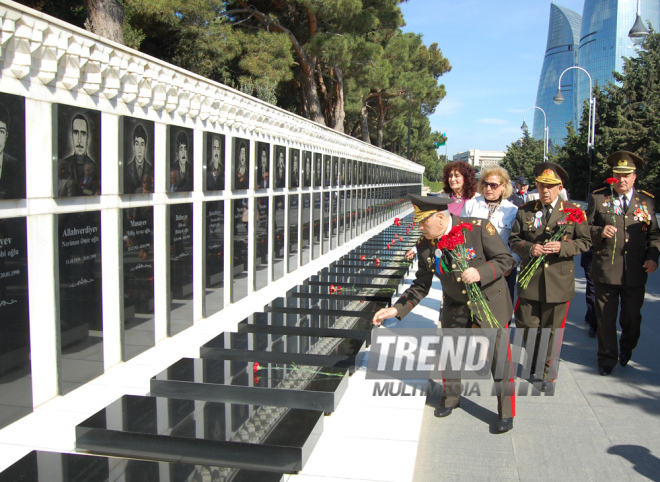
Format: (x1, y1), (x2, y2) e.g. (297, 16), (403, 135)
(301, 194), (310, 266)
(322, 192), (330, 254)
(233, 138), (250, 190)
(0, 451), (284, 482)
(121, 117), (154, 195)
(0, 93), (26, 200)
(338, 158), (345, 187)
(337, 191), (345, 246)
(205, 201), (224, 317)
(75, 395), (323, 473)
(169, 203), (193, 335)
(232, 199), (249, 302)
(0, 217), (31, 429)
(345, 159), (352, 186)
(323, 155), (331, 187)
(330, 191), (338, 250)
(54, 104), (101, 198)
(168, 126), (194, 192)
(58, 211), (103, 394)
(288, 148), (300, 188)
(331, 156), (338, 187)
(313, 153), (322, 188)
(274, 146), (286, 188)
(255, 142), (270, 190)
(302, 151), (311, 188)
(272, 196), (285, 281)
(205, 132), (225, 192)
(151, 357), (349, 412)
(312, 193), (321, 260)
(254, 197), (269, 291)
(122, 206), (155, 361)
(288, 195), (298, 272)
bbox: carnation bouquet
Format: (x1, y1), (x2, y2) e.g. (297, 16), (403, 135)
(518, 206), (586, 289)
(435, 222), (502, 329)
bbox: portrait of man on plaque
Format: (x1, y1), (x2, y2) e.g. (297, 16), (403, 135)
(55, 104), (101, 197)
(274, 146), (286, 188)
(168, 126), (193, 192)
(313, 153), (322, 188)
(0, 93), (26, 200)
(302, 151), (312, 188)
(331, 156), (338, 186)
(289, 148), (300, 188)
(122, 117), (154, 195)
(205, 133), (225, 192)
(233, 137), (250, 190)
(346, 159), (352, 186)
(323, 155), (331, 187)
(256, 142), (270, 189)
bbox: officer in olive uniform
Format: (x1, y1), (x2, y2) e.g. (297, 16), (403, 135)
(586, 151), (660, 375)
(509, 163), (591, 392)
(373, 194), (516, 433)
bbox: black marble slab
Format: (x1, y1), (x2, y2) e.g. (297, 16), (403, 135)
(75, 395), (323, 473)
(0, 450), (283, 482)
(152, 357), (348, 412)
(200, 329), (364, 373)
(236, 311), (375, 344)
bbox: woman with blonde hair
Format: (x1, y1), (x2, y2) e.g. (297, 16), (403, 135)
(461, 165), (519, 305)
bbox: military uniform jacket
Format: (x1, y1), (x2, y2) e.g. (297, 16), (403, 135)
(586, 187), (660, 286)
(509, 200), (591, 303)
(393, 216), (514, 325)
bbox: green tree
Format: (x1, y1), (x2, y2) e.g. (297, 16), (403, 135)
(500, 133), (548, 182)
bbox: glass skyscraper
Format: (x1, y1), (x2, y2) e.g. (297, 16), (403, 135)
(535, 0), (660, 147)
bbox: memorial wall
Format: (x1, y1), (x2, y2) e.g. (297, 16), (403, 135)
(0, 0), (423, 430)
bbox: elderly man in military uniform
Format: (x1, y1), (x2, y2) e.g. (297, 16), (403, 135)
(509, 163), (591, 392)
(373, 195), (516, 433)
(586, 151), (660, 375)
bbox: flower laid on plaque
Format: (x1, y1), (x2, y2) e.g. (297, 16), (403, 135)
(0, 93), (26, 200)
(313, 153), (322, 188)
(255, 142), (270, 190)
(205, 132), (225, 192)
(289, 148), (300, 188)
(54, 104), (102, 197)
(233, 138), (250, 190)
(302, 150), (312, 188)
(168, 126), (194, 192)
(121, 117), (154, 195)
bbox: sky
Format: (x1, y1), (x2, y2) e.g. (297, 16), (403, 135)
(399, 0), (587, 157)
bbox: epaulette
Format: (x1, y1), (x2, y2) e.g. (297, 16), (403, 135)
(640, 190), (655, 198)
(592, 186), (607, 194)
(416, 235), (426, 246)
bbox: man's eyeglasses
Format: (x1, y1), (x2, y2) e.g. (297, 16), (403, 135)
(482, 182), (502, 190)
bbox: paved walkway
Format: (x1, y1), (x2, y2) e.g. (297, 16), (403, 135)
(289, 256), (660, 482)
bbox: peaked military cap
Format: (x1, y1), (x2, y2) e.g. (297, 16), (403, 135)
(407, 194), (453, 223)
(607, 150), (643, 173)
(533, 162), (568, 186)
(516, 176), (529, 186)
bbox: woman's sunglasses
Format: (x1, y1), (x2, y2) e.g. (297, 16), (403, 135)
(483, 182), (502, 190)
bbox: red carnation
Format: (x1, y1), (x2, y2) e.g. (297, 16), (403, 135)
(376, 258), (380, 266)
(253, 362), (261, 373)
(564, 207), (585, 224)
(394, 218), (401, 226)
(458, 222), (473, 232)
(606, 177), (619, 185)
(399, 236), (403, 242)
(360, 255), (366, 261)
(387, 244), (390, 249)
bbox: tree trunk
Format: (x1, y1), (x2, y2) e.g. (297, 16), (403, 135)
(360, 98), (370, 143)
(376, 95), (386, 148)
(332, 67), (345, 133)
(84, 0), (125, 44)
(300, 56), (325, 125)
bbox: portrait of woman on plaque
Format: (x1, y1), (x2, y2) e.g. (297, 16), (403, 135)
(274, 146), (286, 188)
(168, 126), (194, 192)
(55, 104), (102, 197)
(205, 132), (225, 192)
(233, 137), (250, 190)
(0, 92), (26, 200)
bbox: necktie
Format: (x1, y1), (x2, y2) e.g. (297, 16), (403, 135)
(621, 195), (628, 213)
(544, 205), (552, 224)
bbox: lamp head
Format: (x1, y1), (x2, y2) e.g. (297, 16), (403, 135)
(629, 15), (649, 45)
(553, 89), (564, 105)
(521, 120), (528, 133)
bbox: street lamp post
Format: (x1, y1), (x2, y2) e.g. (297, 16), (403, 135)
(629, 0), (650, 45)
(521, 106), (549, 161)
(554, 66), (596, 194)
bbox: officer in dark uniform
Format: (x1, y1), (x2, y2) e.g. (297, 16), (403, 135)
(373, 194), (516, 433)
(586, 151), (660, 375)
(509, 163), (591, 392)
